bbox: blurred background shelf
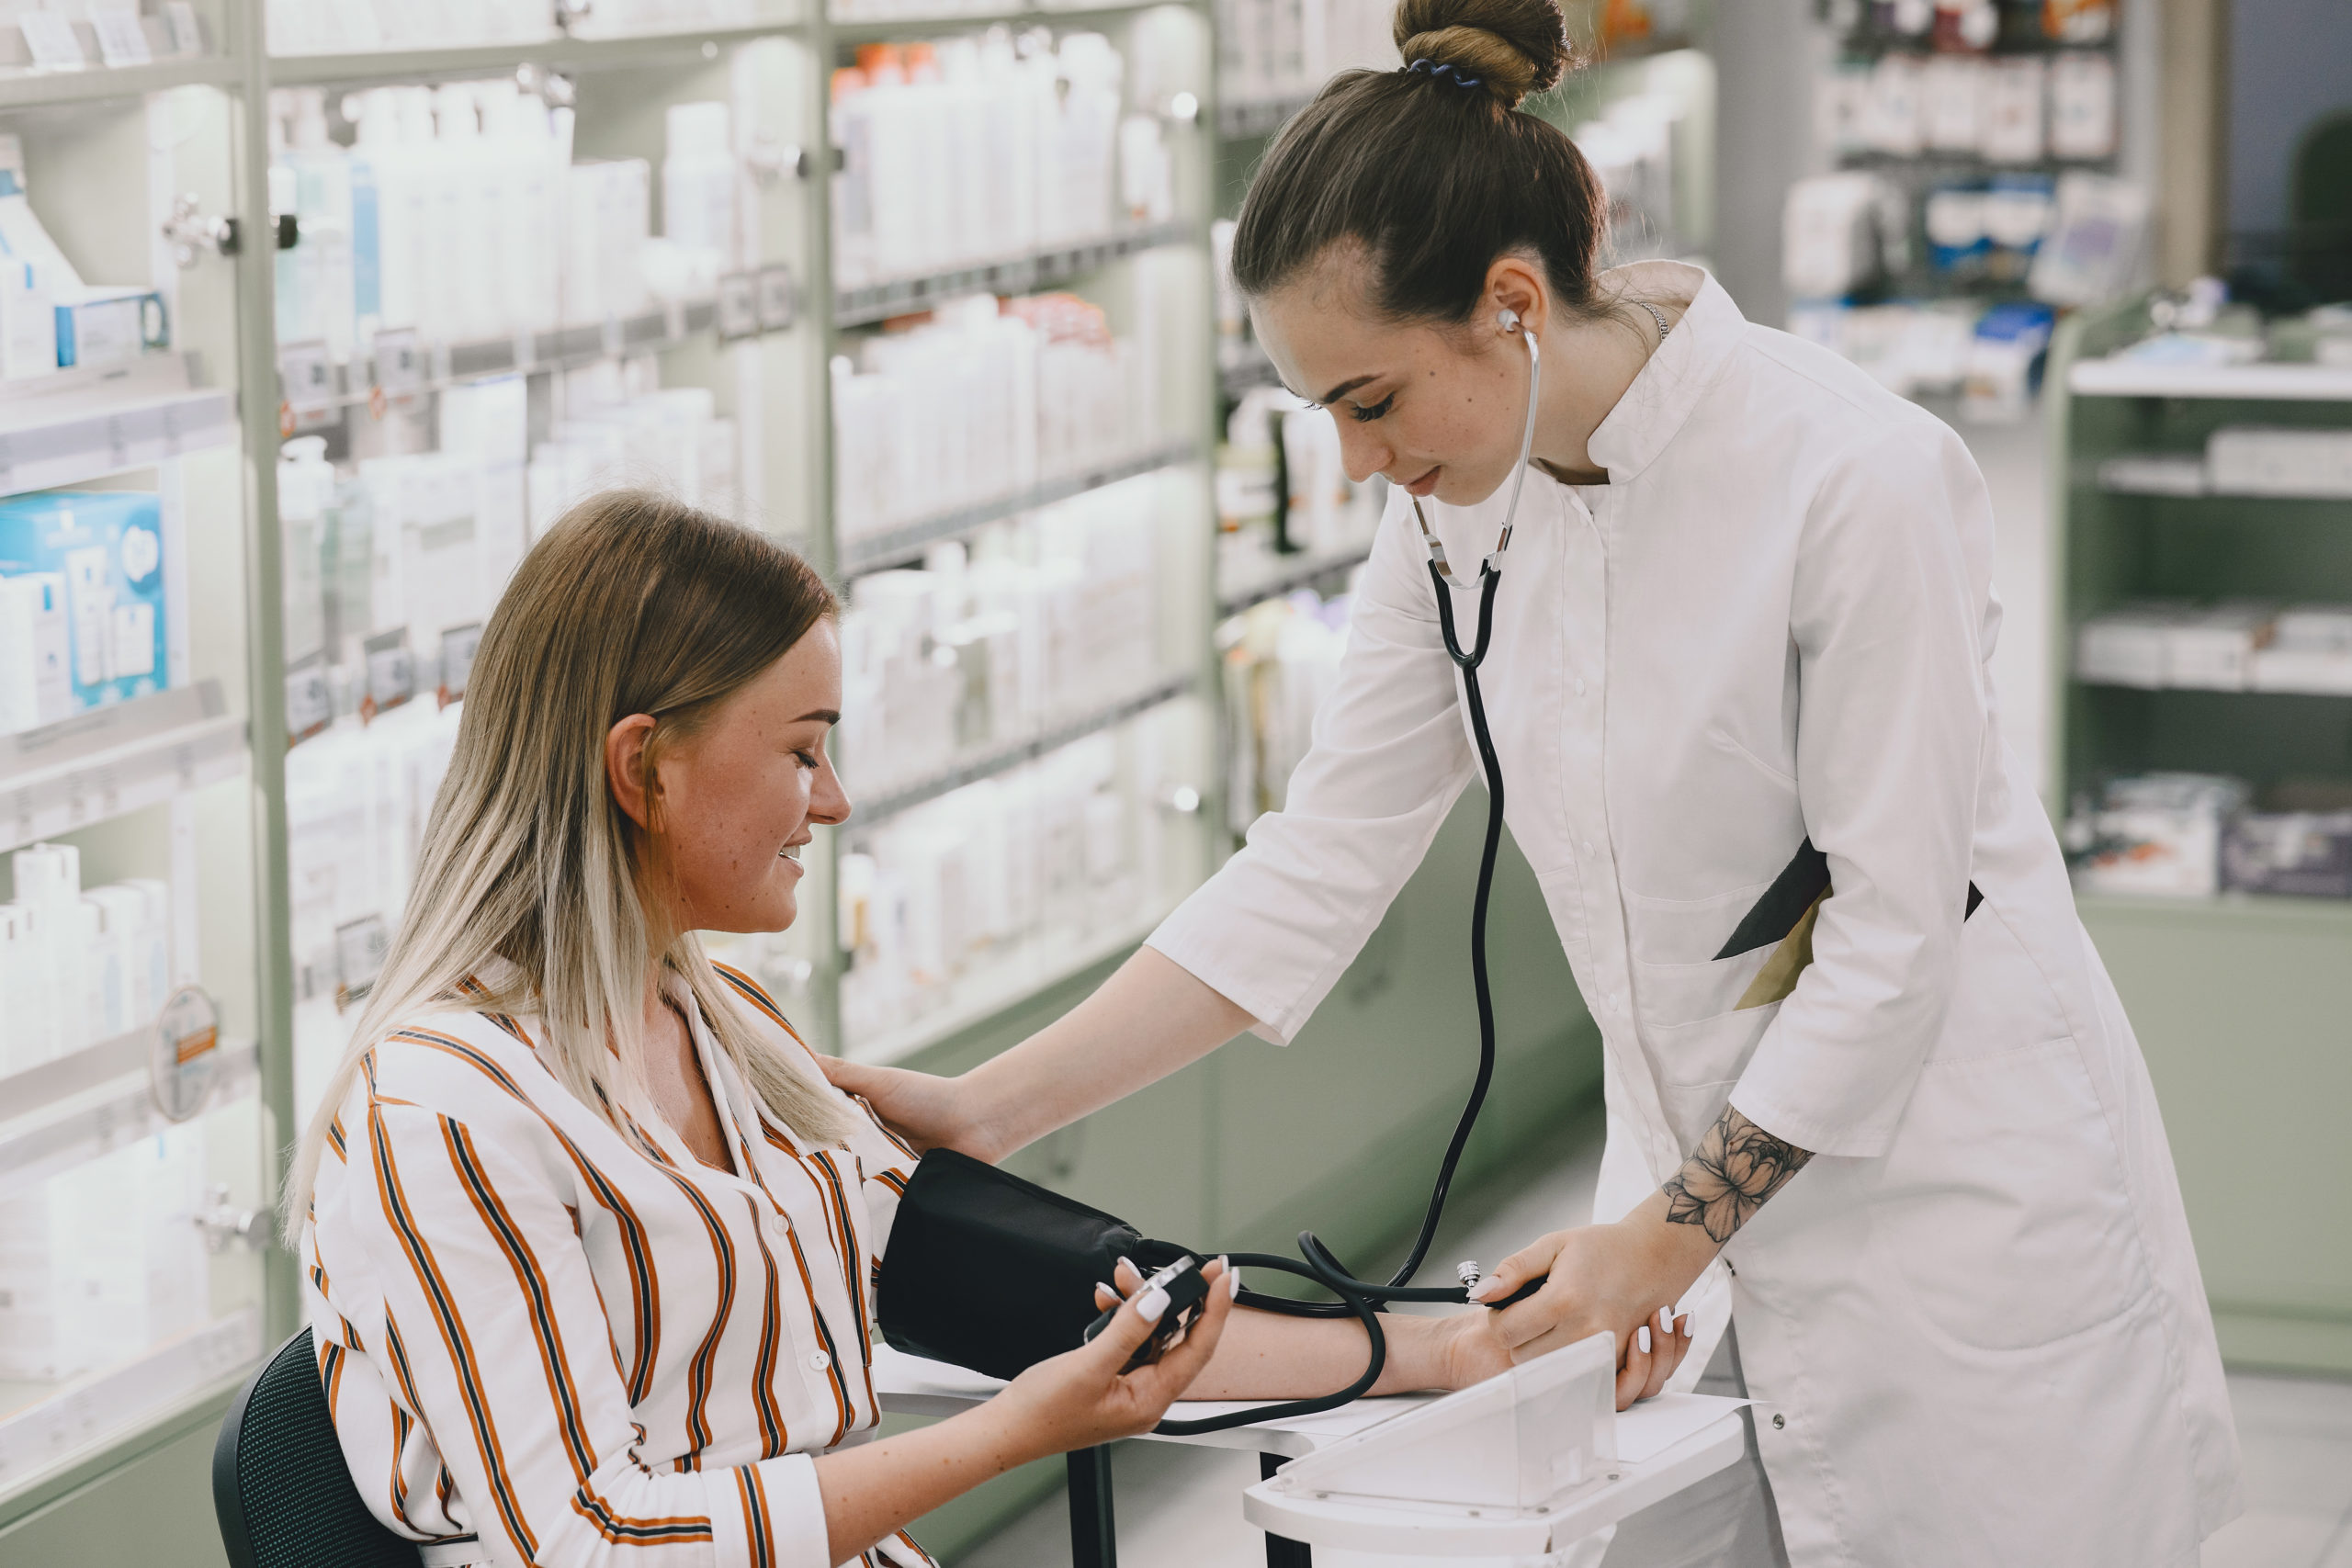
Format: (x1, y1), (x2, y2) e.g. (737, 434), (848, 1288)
(0, 682), (243, 853)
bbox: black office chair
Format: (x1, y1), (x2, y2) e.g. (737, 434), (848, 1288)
(213, 1327), (423, 1568)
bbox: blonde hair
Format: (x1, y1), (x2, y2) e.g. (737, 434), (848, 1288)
(284, 491), (858, 1235)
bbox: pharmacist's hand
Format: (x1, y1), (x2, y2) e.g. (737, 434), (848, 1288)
(818, 1057), (1001, 1161)
(991, 1258), (1237, 1460)
(1469, 1224), (1696, 1409)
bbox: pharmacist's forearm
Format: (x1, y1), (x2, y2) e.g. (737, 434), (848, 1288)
(963, 947), (1252, 1158)
(812, 1405), (1033, 1564)
(1173, 1305), (1453, 1400)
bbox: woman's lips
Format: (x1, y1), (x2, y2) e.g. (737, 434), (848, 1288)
(1403, 466), (1442, 497)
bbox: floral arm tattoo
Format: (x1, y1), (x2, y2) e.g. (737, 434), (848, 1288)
(1661, 1105), (1814, 1245)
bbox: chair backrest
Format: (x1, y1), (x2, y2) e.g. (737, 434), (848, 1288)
(213, 1326), (423, 1568)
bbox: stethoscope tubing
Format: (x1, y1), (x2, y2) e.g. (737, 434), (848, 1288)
(1148, 327), (1544, 1437)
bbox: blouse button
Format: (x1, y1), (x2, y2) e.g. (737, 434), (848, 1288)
(770, 1214), (789, 1238)
(1574, 678), (1587, 696)
(808, 1350), (832, 1372)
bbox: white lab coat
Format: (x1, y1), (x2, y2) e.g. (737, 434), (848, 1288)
(1150, 265), (2242, 1566)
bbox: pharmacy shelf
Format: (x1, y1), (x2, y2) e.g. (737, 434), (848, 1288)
(0, 55), (241, 110)
(827, 2), (1178, 44)
(838, 438), (1201, 571)
(288, 299), (723, 416)
(2094, 458), (2352, 504)
(2074, 888), (2352, 933)
(265, 25), (802, 85)
(833, 219), (1196, 327)
(2069, 358), (2352, 402)
(0, 377), (235, 499)
(854, 671), (1194, 822)
(0, 681), (244, 854)
(0, 1039), (256, 1195)
(2075, 675), (2352, 699)
(1216, 541), (1373, 615)
(0, 1308), (262, 1499)
(846, 897), (1176, 1065)
(0, 1029), (158, 1132)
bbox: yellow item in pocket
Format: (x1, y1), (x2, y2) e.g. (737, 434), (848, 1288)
(1735, 889), (1826, 1010)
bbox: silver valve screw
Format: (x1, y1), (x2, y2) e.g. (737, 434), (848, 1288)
(1455, 1259), (1484, 1292)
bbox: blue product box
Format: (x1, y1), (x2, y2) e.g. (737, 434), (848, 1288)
(0, 491), (167, 711)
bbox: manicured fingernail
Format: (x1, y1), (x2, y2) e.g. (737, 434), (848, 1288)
(1466, 1278), (1500, 1301)
(1136, 1286), (1170, 1323)
(1636, 1325), (1652, 1354)
(1676, 1314), (1691, 1337)
(1657, 1306), (1673, 1334)
(1223, 1258), (1241, 1298)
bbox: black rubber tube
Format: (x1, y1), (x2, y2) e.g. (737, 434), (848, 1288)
(1147, 564), (1518, 1435)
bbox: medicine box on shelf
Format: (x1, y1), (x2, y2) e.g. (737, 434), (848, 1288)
(0, 491), (165, 719)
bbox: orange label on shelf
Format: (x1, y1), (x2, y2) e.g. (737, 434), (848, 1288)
(175, 1025), (219, 1066)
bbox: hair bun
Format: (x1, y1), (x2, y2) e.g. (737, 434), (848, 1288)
(1393, 0), (1571, 107)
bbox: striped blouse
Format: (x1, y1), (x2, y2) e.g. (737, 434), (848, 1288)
(302, 966), (932, 1568)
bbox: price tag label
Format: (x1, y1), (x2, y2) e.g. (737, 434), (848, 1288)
(437, 622), (482, 706)
(373, 327), (424, 400)
(18, 13), (85, 69)
(87, 6), (152, 66)
(279, 339), (335, 420)
(362, 626), (413, 718)
(150, 984), (220, 1123)
(285, 659), (332, 743)
(334, 914), (389, 1009)
(161, 0), (200, 54)
(716, 272), (760, 341)
(756, 265), (797, 332)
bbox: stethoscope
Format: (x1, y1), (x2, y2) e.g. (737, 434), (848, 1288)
(1154, 306), (1573, 1436)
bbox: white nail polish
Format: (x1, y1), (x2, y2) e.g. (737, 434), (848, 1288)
(1137, 1286), (1170, 1323)
(1225, 1260), (1242, 1299)
(1636, 1325), (1652, 1354)
(1658, 1306), (1673, 1334)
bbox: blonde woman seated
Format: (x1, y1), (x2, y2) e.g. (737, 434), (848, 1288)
(288, 494), (1620, 1568)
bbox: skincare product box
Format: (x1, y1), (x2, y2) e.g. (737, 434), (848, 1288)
(52, 286), (168, 368)
(0, 491), (167, 714)
(2068, 773), (2248, 898)
(2222, 812), (2352, 899)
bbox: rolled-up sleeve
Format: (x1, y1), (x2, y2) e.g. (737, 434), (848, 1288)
(353, 1090), (836, 1568)
(1148, 501), (1477, 1043)
(1728, 422), (1994, 1157)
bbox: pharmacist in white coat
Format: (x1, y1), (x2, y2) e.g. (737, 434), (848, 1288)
(828, 4), (2243, 1561)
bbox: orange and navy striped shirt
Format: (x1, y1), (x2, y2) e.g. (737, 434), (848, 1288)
(303, 966), (931, 1568)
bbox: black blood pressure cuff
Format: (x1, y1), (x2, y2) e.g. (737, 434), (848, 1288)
(876, 1148), (1189, 1382)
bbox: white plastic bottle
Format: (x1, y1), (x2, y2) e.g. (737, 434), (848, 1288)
(662, 101), (737, 267)
(12, 841), (85, 1059)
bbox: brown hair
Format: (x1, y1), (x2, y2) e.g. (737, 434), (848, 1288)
(286, 491), (855, 1233)
(1228, 0), (1607, 327)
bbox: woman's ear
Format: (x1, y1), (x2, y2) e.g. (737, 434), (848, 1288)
(1485, 255), (1548, 341)
(605, 713), (660, 832)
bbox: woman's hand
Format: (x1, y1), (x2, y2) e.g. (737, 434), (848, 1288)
(1469, 1221), (1701, 1409)
(819, 1057), (1005, 1161)
(985, 1258), (1238, 1460)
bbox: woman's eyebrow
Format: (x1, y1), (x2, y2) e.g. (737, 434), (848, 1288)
(797, 709), (841, 725)
(1309, 374), (1377, 404)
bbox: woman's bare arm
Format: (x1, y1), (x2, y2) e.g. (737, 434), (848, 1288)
(825, 946), (1253, 1162)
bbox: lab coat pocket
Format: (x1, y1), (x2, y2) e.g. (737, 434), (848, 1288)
(1926, 894), (2074, 1064)
(1645, 1009), (1777, 1152)
(1623, 882), (1775, 1026)
(1870, 1038), (2145, 1350)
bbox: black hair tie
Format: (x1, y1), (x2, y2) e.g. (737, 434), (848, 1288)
(1405, 57), (1483, 89)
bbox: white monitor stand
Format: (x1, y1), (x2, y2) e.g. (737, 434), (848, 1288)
(1243, 1333), (1749, 1560)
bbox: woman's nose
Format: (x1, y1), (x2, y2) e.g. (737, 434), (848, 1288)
(812, 758), (853, 827)
(1332, 412), (1390, 486)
